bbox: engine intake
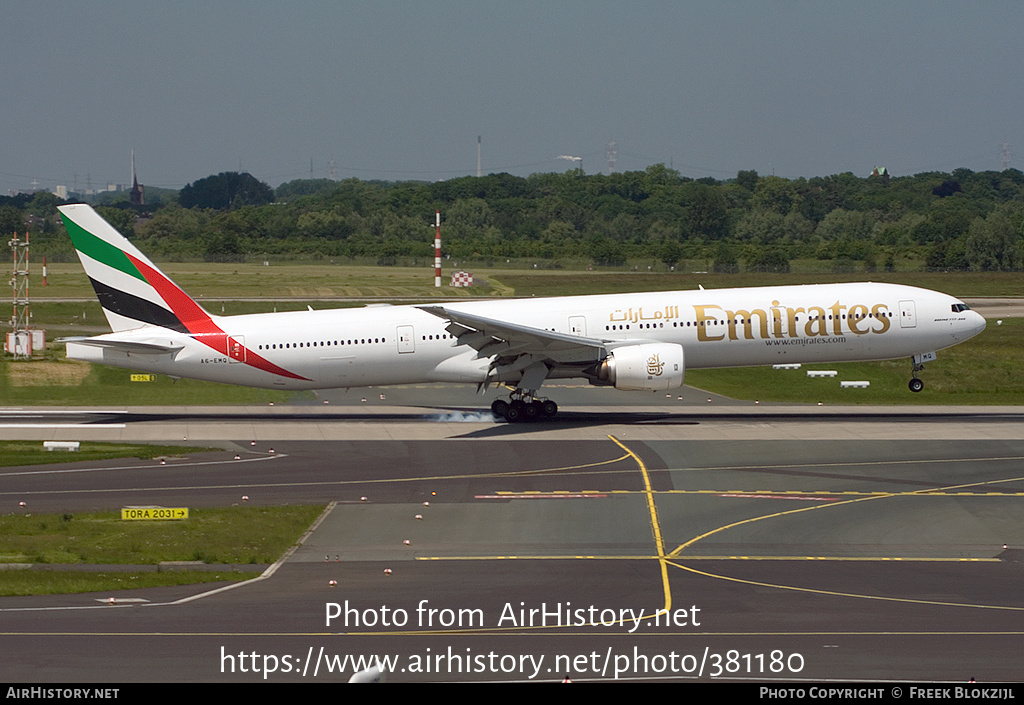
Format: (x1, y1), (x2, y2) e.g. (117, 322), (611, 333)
(595, 343), (684, 391)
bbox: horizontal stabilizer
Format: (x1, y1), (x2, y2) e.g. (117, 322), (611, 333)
(59, 337), (184, 355)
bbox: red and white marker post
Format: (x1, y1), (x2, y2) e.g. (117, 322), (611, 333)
(434, 211), (441, 288)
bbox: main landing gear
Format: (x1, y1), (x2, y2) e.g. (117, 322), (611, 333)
(490, 391), (558, 422)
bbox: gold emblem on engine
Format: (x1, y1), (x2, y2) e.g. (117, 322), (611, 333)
(647, 353), (665, 376)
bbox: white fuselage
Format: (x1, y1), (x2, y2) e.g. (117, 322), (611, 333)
(66, 282), (986, 391)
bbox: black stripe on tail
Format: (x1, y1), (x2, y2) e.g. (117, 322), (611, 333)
(89, 277), (189, 333)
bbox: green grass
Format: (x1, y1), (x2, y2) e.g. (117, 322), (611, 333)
(686, 317), (1024, 405)
(0, 353), (313, 406)
(0, 505), (324, 596)
(497, 270), (1024, 299)
(0, 441), (218, 467)
(37, 261), (1024, 304)
(36, 262), (495, 301)
(0, 570), (262, 597)
(0, 506), (324, 565)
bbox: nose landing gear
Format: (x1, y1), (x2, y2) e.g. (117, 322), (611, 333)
(908, 352), (935, 393)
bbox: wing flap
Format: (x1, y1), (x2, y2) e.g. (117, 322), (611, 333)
(418, 305), (608, 354)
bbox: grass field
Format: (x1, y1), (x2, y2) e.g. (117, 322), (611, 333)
(33, 261), (1024, 302)
(0, 505), (323, 565)
(0, 570), (263, 596)
(0, 505), (324, 596)
(0, 355), (311, 406)
(34, 262), (499, 302)
(0, 443), (324, 596)
(0, 441), (218, 467)
(496, 269), (1024, 298)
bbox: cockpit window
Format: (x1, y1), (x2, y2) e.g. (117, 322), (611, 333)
(951, 303), (972, 313)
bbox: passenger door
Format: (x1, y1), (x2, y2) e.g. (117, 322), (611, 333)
(899, 300), (917, 328)
(396, 325), (415, 353)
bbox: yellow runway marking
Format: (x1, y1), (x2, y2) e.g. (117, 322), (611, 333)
(0, 453), (634, 498)
(669, 494), (884, 558)
(495, 489), (1024, 497)
(669, 561), (1024, 612)
(607, 435), (672, 621)
(664, 471), (1024, 611)
(420, 439), (1021, 628)
(672, 489), (1024, 497)
(669, 474), (1024, 558)
(5, 629), (1024, 637)
(677, 455), (1024, 474)
(417, 555), (998, 562)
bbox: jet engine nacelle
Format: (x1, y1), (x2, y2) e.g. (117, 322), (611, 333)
(596, 343), (684, 391)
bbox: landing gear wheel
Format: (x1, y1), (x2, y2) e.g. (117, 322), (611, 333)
(491, 395), (558, 422)
(909, 378), (924, 393)
(523, 400), (542, 421)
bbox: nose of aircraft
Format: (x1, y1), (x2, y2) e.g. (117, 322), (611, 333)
(971, 310), (987, 336)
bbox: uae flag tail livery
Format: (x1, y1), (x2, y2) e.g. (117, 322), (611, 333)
(58, 204), (307, 383)
(61, 203), (210, 334)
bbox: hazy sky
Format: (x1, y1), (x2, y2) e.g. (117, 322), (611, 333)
(2, 1), (1022, 194)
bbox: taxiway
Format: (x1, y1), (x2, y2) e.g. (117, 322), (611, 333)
(0, 387), (1022, 682)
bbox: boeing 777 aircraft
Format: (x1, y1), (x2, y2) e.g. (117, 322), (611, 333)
(58, 204), (986, 421)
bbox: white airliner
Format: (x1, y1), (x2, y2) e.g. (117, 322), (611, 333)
(58, 204), (986, 421)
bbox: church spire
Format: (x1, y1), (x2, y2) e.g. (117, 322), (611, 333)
(129, 149), (144, 207)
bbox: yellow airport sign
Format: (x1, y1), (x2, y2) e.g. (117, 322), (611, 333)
(121, 507), (189, 521)
(130, 374), (156, 382)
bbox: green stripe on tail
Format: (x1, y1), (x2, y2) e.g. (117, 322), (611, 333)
(62, 215), (146, 282)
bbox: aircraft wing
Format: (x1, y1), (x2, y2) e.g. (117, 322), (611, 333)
(58, 336), (184, 355)
(417, 305), (609, 359)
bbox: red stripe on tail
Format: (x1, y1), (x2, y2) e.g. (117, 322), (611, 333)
(126, 254), (309, 381)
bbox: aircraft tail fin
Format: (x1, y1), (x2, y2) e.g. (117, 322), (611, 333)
(58, 204), (214, 334)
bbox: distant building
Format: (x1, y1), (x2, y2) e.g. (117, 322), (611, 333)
(130, 150), (145, 207)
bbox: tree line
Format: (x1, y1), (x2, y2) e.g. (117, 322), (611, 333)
(6, 165), (1024, 272)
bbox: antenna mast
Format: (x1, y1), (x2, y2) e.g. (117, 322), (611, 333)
(7, 231), (30, 359)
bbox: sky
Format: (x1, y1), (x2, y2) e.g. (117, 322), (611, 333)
(2, 1), (1022, 194)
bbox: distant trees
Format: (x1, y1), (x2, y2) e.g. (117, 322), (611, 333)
(179, 172), (274, 210)
(712, 244), (739, 273)
(964, 202), (1024, 271)
(95, 207), (136, 238)
(22, 162), (1024, 270)
(747, 248), (791, 273)
(160, 166), (1024, 270)
(0, 205), (23, 235)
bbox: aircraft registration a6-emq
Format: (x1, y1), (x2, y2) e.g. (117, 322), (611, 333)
(58, 204), (986, 422)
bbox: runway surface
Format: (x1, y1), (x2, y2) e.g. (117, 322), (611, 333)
(1, 386), (1023, 683)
